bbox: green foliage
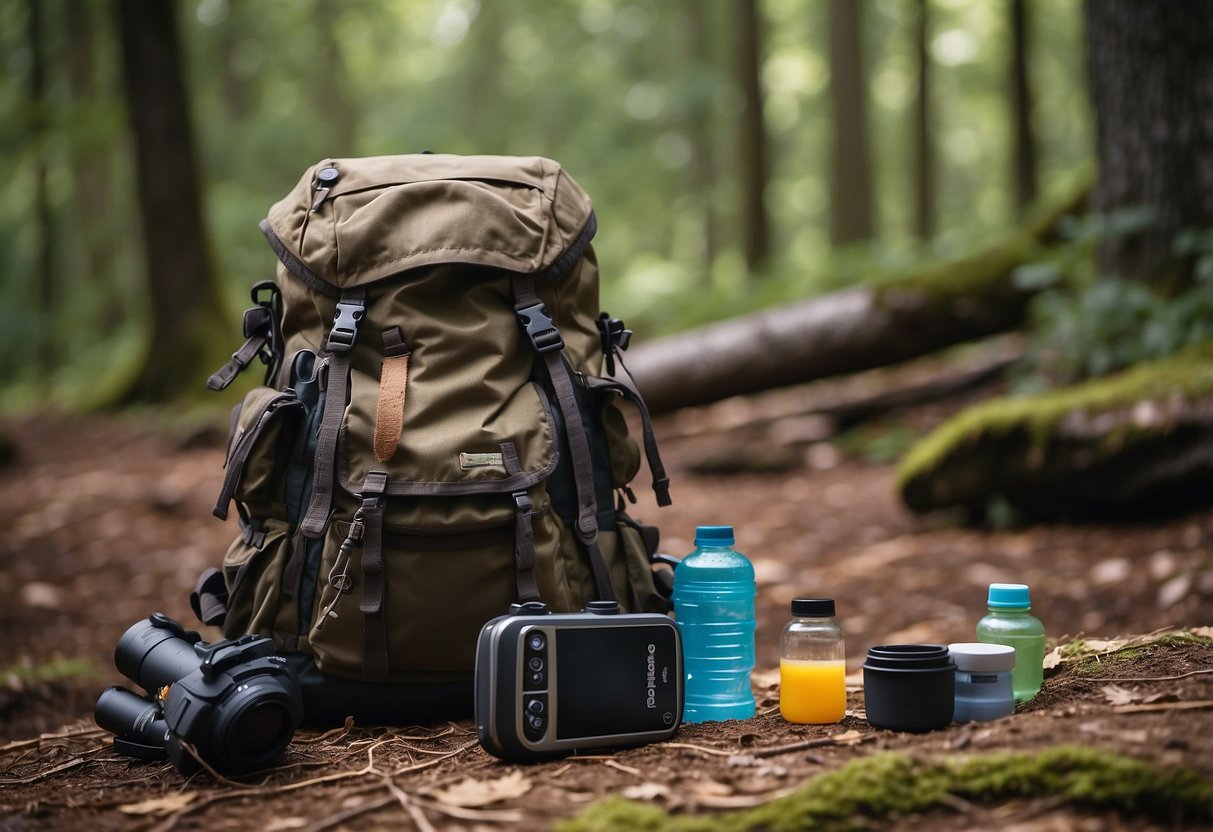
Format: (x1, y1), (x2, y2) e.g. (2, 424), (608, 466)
(1013, 212), (1213, 392)
(558, 747), (1213, 832)
(1, 0), (1092, 407)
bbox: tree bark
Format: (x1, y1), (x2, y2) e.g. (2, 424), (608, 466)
(27, 0), (55, 378)
(683, 0), (719, 274)
(828, 0), (875, 245)
(115, 0), (227, 404)
(1009, 0), (1038, 217)
(1084, 0), (1213, 289)
(911, 0), (934, 240)
(734, 0), (770, 272)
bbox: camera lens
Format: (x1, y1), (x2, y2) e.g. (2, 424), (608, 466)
(528, 657), (544, 673)
(212, 693), (298, 772)
(528, 632), (546, 652)
(231, 701), (293, 762)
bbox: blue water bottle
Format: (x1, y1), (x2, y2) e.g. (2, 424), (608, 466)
(673, 525), (756, 723)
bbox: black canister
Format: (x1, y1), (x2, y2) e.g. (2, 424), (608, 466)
(862, 644), (955, 732)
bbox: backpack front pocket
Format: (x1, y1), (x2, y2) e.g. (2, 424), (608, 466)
(307, 510), (532, 682)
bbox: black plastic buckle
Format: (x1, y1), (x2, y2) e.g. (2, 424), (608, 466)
(326, 299), (365, 352)
(596, 313), (632, 374)
(242, 306), (272, 338)
(516, 302), (564, 354)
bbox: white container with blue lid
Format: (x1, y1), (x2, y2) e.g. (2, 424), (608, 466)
(948, 642), (1016, 723)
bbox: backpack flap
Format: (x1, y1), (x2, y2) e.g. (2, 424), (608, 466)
(262, 154), (594, 290)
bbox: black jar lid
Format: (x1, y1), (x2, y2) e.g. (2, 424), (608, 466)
(863, 644), (953, 670)
(791, 598), (835, 617)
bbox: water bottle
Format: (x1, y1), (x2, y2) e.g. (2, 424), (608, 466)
(672, 525), (755, 723)
(779, 598), (846, 724)
(976, 583), (1045, 702)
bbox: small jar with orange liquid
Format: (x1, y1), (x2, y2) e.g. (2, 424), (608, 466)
(779, 598), (846, 723)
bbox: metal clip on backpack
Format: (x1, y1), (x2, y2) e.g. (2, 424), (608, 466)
(192, 154), (672, 722)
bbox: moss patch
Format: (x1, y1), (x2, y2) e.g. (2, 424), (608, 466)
(558, 747), (1213, 832)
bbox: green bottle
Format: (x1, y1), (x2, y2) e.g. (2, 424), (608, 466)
(976, 583), (1045, 702)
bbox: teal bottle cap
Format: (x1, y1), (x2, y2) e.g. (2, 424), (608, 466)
(987, 583), (1031, 609)
(694, 525), (735, 546)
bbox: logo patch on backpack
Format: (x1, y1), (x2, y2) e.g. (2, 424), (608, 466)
(459, 452), (504, 469)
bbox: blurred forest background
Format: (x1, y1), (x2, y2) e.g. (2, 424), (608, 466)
(1, 0), (1099, 409)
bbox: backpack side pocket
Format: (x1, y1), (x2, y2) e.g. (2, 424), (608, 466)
(221, 517), (295, 640)
(214, 386), (304, 523)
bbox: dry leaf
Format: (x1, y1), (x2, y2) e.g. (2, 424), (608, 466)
(1101, 684), (1140, 706)
(1190, 626), (1213, 639)
(264, 819), (309, 831)
(830, 729), (865, 746)
(1043, 645), (1064, 670)
(685, 778), (733, 798)
(117, 792), (196, 816)
(430, 771), (532, 808)
(622, 782), (670, 801)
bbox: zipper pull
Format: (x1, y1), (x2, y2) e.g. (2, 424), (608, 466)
(311, 166), (340, 212)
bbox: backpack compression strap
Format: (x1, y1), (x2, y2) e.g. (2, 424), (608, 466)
(207, 281), (285, 391)
(301, 290), (367, 538)
(357, 471), (390, 681)
(513, 275), (616, 602)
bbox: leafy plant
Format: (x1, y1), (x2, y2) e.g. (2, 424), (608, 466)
(1012, 211), (1213, 392)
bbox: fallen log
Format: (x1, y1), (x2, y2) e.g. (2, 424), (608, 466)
(896, 343), (1213, 521)
(626, 187), (1086, 414)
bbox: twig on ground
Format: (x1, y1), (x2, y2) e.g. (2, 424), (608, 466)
(1098, 668), (1213, 683)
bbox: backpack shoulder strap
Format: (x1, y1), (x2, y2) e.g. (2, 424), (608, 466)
(301, 289), (367, 538)
(513, 274), (616, 602)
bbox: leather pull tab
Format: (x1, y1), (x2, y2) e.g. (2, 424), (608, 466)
(373, 327), (410, 463)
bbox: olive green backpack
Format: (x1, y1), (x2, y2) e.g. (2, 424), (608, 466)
(192, 154), (672, 721)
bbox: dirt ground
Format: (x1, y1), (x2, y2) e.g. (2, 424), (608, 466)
(1, 362), (1211, 830)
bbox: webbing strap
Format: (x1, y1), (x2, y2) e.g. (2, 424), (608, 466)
(513, 276), (616, 602)
(207, 333), (269, 392)
(372, 327), (410, 464)
(357, 471), (389, 681)
(585, 375), (672, 507)
(512, 490), (541, 602)
(301, 292), (366, 538)
(207, 282), (285, 391)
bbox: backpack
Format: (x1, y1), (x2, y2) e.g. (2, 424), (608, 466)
(192, 154), (672, 720)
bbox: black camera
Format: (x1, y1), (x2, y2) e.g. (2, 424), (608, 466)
(95, 613), (303, 775)
(474, 601), (683, 761)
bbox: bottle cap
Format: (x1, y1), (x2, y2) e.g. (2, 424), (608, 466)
(987, 583), (1031, 609)
(791, 598), (835, 617)
(948, 642), (1016, 672)
(694, 525), (735, 547)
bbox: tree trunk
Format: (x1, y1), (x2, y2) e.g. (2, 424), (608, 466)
(911, 0), (934, 240)
(27, 0), (55, 379)
(683, 0), (719, 274)
(627, 190), (1084, 414)
(734, 0), (770, 272)
(115, 0), (227, 404)
(1084, 0), (1213, 289)
(67, 0), (119, 331)
(828, 0), (875, 245)
(1010, 0), (1038, 217)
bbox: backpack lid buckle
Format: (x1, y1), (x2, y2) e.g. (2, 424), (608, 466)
(327, 299), (365, 352)
(516, 302), (564, 354)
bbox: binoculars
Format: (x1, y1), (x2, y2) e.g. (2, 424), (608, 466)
(95, 613), (303, 775)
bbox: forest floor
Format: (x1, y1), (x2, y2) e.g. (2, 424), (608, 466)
(1, 351), (1211, 831)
